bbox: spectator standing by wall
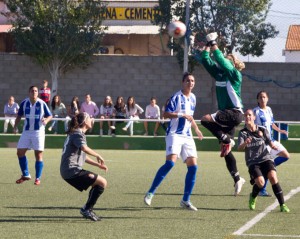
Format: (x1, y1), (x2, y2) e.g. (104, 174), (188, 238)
(39, 80), (51, 106)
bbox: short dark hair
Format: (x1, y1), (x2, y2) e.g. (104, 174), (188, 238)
(29, 85), (38, 92)
(182, 72), (193, 81)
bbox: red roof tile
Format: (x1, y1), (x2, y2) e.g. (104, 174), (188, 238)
(285, 25), (300, 51)
(0, 24), (12, 33)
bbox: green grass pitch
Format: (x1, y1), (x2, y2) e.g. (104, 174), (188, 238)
(0, 148), (299, 239)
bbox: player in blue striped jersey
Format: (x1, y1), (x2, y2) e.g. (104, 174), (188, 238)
(253, 91), (290, 196)
(13, 86), (52, 185)
(144, 73), (203, 211)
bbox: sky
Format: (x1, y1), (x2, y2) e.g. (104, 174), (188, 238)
(235, 0), (300, 62)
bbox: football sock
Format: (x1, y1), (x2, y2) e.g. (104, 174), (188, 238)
(183, 165), (198, 202)
(274, 157), (289, 166)
(85, 185), (104, 210)
(252, 184), (260, 198)
(272, 183), (284, 205)
(201, 121), (231, 144)
(260, 157), (289, 192)
(18, 156), (29, 177)
(224, 152), (240, 183)
(148, 160), (174, 194)
(261, 157), (288, 192)
(35, 161), (44, 179)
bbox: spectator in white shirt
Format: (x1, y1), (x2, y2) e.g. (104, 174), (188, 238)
(3, 96), (19, 133)
(144, 97), (160, 136)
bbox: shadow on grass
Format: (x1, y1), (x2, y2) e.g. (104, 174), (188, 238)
(4, 205), (216, 214)
(5, 205), (180, 211)
(126, 192), (248, 197)
(0, 216), (84, 223)
(6, 206), (81, 210)
(100, 206), (248, 212)
(5, 202), (249, 218)
(0, 213), (201, 223)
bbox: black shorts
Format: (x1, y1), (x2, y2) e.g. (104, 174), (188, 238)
(213, 109), (243, 138)
(249, 160), (276, 181)
(214, 109), (243, 128)
(64, 170), (98, 192)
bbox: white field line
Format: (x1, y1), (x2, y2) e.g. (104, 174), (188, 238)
(240, 234), (300, 238)
(233, 186), (300, 236)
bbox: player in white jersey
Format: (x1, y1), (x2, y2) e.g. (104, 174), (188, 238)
(13, 86), (52, 185)
(144, 73), (203, 211)
(253, 91), (290, 196)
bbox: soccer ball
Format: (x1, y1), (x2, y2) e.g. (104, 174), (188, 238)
(167, 21), (186, 39)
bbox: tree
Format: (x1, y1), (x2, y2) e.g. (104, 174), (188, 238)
(6, 0), (106, 97)
(153, 0), (279, 71)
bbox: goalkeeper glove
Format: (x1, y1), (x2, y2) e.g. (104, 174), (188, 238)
(206, 32), (218, 47)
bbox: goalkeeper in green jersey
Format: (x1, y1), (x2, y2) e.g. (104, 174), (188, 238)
(200, 32), (246, 196)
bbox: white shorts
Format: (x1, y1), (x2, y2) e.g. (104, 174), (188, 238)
(165, 134), (197, 162)
(267, 140), (287, 158)
(17, 130), (45, 151)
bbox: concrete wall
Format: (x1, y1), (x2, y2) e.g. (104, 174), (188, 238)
(1, 53), (300, 120)
(285, 51), (300, 62)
